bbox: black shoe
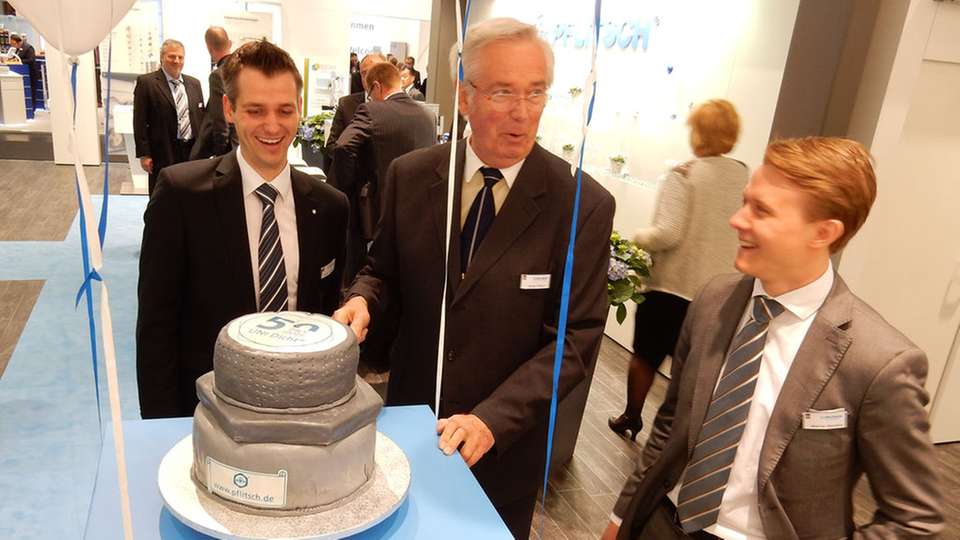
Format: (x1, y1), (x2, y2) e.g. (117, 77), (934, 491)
(608, 413), (643, 441)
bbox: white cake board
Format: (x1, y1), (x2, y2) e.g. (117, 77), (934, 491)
(158, 433), (410, 539)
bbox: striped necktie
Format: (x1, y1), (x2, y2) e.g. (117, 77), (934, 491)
(255, 183), (288, 312)
(460, 167), (502, 273)
(676, 295), (785, 533)
(170, 79), (192, 141)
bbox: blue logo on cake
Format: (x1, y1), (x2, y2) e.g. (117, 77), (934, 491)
(229, 311), (348, 352)
(233, 473), (249, 488)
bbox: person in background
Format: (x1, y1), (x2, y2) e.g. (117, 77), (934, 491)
(333, 17), (614, 537)
(133, 39), (204, 196)
(609, 99), (749, 441)
(189, 26), (236, 160)
(386, 53), (399, 67)
(399, 65), (425, 101)
(403, 55), (422, 91)
(9, 34), (41, 108)
(324, 52), (386, 178)
(603, 137), (943, 539)
(349, 52), (362, 94)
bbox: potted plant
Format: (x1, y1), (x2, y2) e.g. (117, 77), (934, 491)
(608, 231), (652, 323)
(569, 87), (582, 99)
(609, 155), (626, 175)
(562, 143), (576, 161)
(293, 111), (334, 167)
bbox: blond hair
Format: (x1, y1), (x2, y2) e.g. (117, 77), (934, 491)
(764, 137), (877, 252)
(687, 99), (740, 157)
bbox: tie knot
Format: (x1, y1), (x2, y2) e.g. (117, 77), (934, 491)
(255, 183), (279, 205)
(170, 78), (181, 86)
(752, 295), (784, 324)
(479, 167), (503, 188)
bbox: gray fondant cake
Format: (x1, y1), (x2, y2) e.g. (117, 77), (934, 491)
(191, 311), (383, 516)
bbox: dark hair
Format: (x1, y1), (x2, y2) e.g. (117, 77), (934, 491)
(10, 34), (22, 44)
(221, 39), (303, 104)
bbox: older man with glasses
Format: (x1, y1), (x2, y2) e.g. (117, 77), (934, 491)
(334, 17), (614, 537)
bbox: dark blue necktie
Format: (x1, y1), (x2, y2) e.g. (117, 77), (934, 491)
(255, 183), (288, 312)
(460, 167), (503, 273)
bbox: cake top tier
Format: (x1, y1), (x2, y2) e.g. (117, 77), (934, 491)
(213, 311), (359, 410)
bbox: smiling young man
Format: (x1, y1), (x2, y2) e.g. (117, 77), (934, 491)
(333, 17), (615, 537)
(133, 39), (204, 196)
(603, 137), (943, 539)
(136, 40), (348, 419)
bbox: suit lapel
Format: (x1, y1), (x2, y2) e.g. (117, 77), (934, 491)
(687, 277), (755, 455)
(213, 151), (256, 312)
(452, 148), (547, 306)
(292, 170), (320, 306)
(429, 143), (466, 295)
(155, 70), (176, 110)
(757, 277), (853, 491)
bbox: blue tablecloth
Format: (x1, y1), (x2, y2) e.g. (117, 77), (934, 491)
(86, 405), (511, 539)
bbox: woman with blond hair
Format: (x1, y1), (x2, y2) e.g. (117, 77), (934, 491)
(609, 99), (749, 440)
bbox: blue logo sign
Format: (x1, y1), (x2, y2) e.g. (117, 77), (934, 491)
(233, 473), (248, 488)
(538, 16), (658, 52)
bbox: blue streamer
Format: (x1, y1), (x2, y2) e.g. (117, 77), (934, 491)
(98, 34), (113, 245)
(540, 0), (603, 521)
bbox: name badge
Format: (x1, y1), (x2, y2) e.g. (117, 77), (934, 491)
(321, 259), (336, 279)
(520, 274), (551, 290)
(802, 408), (847, 430)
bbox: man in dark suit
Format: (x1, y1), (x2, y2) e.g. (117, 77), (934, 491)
(334, 19), (614, 538)
(403, 56), (422, 92)
(8, 35), (40, 107)
(603, 138), (943, 539)
(136, 40), (349, 419)
(133, 39), (204, 196)
(399, 65), (425, 102)
(323, 52), (386, 176)
(189, 26), (236, 160)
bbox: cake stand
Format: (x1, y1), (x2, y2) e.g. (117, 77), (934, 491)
(158, 433), (411, 539)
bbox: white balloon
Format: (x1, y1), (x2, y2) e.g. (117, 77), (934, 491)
(9, 0), (136, 56)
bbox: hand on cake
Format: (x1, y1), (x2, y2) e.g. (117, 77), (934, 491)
(333, 296), (370, 343)
(436, 414), (494, 467)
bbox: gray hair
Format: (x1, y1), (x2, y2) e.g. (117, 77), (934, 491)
(160, 39), (185, 56)
(448, 17), (554, 88)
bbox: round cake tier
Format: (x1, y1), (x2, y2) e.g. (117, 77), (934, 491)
(214, 311), (357, 409)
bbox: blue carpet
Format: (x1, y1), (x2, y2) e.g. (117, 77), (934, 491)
(0, 196), (147, 539)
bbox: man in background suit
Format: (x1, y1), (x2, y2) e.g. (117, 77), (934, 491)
(136, 40), (348, 419)
(334, 18), (614, 537)
(323, 52), (386, 176)
(8, 35), (41, 107)
(133, 39), (204, 196)
(603, 137), (943, 539)
(399, 65), (425, 102)
(189, 26), (236, 160)
(403, 56), (422, 92)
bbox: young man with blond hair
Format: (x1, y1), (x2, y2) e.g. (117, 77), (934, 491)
(605, 137), (943, 539)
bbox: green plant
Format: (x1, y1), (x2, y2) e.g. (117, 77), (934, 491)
(293, 111), (334, 151)
(608, 231), (652, 324)
(569, 87), (582, 98)
(610, 155), (626, 165)
(562, 143), (575, 152)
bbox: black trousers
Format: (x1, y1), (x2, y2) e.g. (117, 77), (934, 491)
(147, 139), (194, 197)
(633, 498), (721, 540)
(496, 493), (537, 539)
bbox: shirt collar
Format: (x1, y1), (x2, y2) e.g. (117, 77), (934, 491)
(161, 68), (183, 85)
(237, 146), (292, 201)
(463, 137), (522, 189)
(382, 89), (404, 100)
(752, 260), (835, 321)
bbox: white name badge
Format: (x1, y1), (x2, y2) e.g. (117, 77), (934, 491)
(206, 457), (287, 508)
(801, 408), (848, 430)
(321, 258), (336, 279)
(520, 274), (551, 290)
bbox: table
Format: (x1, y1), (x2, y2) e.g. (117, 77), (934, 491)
(87, 405), (511, 539)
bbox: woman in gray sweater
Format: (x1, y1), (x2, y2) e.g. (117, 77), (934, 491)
(609, 99), (749, 440)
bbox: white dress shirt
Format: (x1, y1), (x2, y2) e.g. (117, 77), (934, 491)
(237, 146), (300, 311)
(460, 138), (523, 226)
(162, 68), (192, 141)
(664, 261), (835, 539)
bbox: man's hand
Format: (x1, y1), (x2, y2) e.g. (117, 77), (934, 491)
(600, 522), (619, 540)
(333, 296), (370, 343)
(436, 414), (494, 467)
(140, 156), (153, 174)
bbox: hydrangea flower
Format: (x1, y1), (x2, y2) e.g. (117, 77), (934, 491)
(608, 258), (629, 281)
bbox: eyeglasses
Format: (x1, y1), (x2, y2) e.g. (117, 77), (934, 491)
(467, 80), (548, 111)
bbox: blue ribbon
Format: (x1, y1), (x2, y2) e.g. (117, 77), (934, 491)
(540, 0), (603, 521)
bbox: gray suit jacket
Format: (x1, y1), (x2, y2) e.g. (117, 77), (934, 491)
(614, 273), (944, 539)
(347, 142), (615, 506)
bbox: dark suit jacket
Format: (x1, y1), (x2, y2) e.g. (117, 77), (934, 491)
(136, 151), (349, 419)
(332, 92), (436, 240)
(614, 274), (944, 539)
(133, 69), (204, 171)
(348, 142), (615, 506)
(189, 55), (236, 160)
(324, 91), (365, 178)
(403, 85), (425, 102)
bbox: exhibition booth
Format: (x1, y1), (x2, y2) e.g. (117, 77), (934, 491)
(1, 0), (960, 538)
